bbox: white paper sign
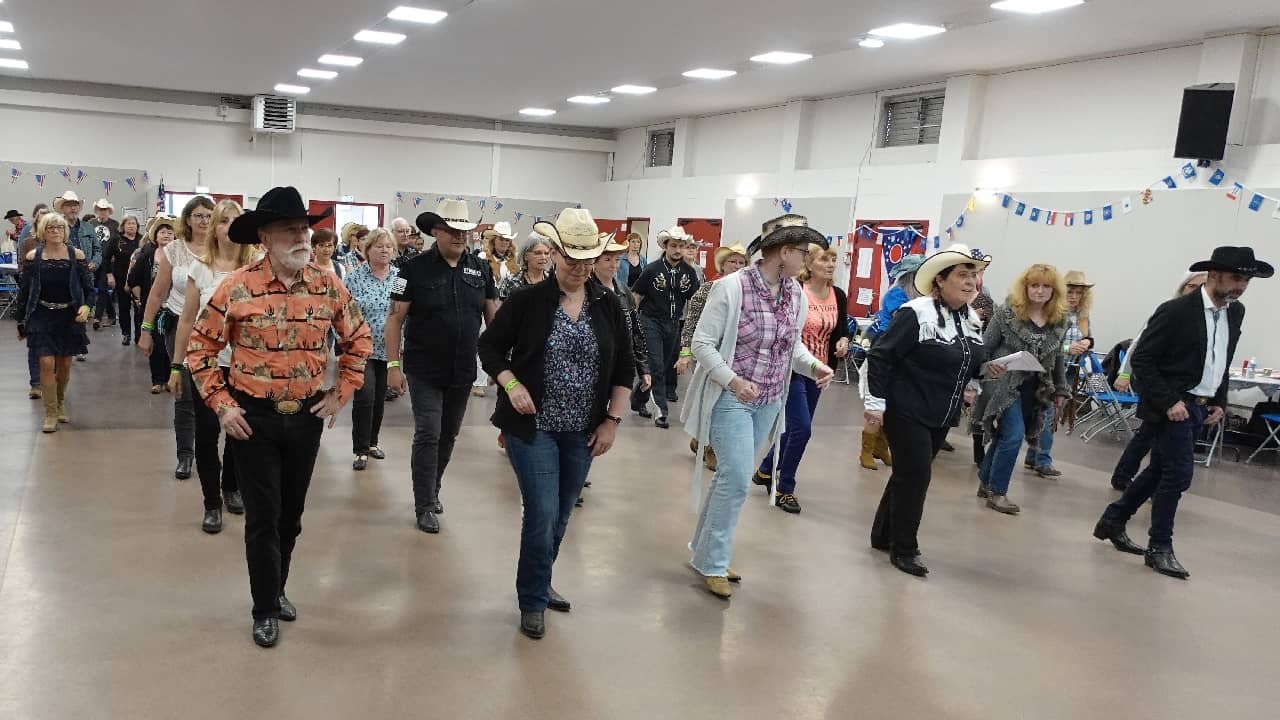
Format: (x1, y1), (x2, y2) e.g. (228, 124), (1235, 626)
(856, 287), (874, 305)
(855, 248), (874, 279)
(992, 351), (1046, 372)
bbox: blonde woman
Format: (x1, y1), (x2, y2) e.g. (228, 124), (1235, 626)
(974, 264), (1071, 514)
(170, 199), (258, 533)
(481, 222), (519, 282)
(15, 213), (95, 432)
(347, 228), (399, 470)
(1025, 270), (1095, 477)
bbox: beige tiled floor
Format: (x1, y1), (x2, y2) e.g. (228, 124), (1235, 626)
(1, 338), (1278, 719)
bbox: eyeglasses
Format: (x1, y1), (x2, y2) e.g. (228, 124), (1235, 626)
(189, 213), (214, 222)
(562, 256), (596, 268)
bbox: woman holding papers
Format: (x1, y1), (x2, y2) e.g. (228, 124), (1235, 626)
(974, 264), (1071, 515)
(865, 244), (998, 576)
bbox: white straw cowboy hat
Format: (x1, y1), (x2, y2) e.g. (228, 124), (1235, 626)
(913, 243), (992, 296)
(52, 191), (83, 212)
(416, 198), (477, 234)
(602, 232), (628, 253)
(533, 208), (607, 260)
(1063, 270), (1095, 288)
(713, 243), (749, 274)
(656, 225), (694, 248)
(93, 198), (114, 211)
(482, 221), (517, 240)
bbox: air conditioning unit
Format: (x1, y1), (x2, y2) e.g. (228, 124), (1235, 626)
(252, 95), (296, 134)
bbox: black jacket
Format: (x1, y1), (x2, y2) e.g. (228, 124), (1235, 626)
(479, 278), (635, 441)
(823, 286), (851, 367)
(631, 257), (701, 321)
(127, 244), (158, 305)
(597, 276), (650, 377)
(104, 232), (141, 283)
(1132, 290), (1244, 422)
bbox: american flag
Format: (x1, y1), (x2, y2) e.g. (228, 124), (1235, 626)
(9, 167), (21, 183)
(155, 179), (166, 216)
(102, 179), (113, 196)
(34, 174), (46, 188)
(125, 177), (137, 192)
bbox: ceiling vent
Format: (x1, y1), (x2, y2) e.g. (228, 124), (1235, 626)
(252, 95), (297, 134)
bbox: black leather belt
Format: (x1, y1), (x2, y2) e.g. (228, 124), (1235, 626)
(1183, 394), (1211, 406)
(39, 300), (72, 310)
(232, 390), (320, 415)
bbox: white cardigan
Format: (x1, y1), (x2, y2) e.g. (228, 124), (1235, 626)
(680, 273), (822, 509)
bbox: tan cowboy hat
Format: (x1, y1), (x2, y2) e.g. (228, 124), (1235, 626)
(533, 208), (606, 260)
(913, 243), (993, 295)
(416, 198), (477, 234)
(602, 232), (627, 253)
(482, 221), (517, 240)
(714, 243), (749, 273)
(656, 225), (694, 248)
(93, 198), (114, 211)
(1064, 270), (1094, 288)
(145, 214), (180, 243)
(52, 191), (83, 212)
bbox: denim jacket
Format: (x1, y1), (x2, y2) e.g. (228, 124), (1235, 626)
(67, 221), (101, 269)
(16, 244), (98, 324)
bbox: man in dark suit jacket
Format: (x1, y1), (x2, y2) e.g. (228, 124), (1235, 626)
(1093, 246), (1272, 579)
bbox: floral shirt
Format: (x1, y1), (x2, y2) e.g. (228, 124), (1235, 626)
(498, 269), (549, 301)
(730, 266), (801, 405)
(344, 262), (398, 361)
(187, 258), (373, 412)
(536, 306), (600, 433)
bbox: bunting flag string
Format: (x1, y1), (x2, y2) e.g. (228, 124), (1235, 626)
(101, 179), (113, 196)
(74, 169), (88, 185)
(33, 174), (46, 188)
(58, 167), (72, 183)
(0, 166), (158, 195)
(9, 167), (21, 184)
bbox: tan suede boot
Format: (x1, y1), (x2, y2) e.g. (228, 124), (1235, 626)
(860, 430), (879, 470)
(873, 429), (893, 467)
(56, 377), (70, 423)
(41, 381), (59, 433)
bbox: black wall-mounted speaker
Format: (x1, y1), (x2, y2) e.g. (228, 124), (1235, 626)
(1174, 83), (1235, 161)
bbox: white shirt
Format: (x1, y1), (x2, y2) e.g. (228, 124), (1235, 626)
(188, 259), (232, 367)
(1189, 287), (1229, 398)
(162, 239), (195, 315)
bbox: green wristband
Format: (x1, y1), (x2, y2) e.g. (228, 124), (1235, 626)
(679, 349), (692, 358)
(141, 321), (155, 331)
(504, 378), (522, 393)
(387, 360), (401, 369)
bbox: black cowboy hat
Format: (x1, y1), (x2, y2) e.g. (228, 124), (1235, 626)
(4, 209), (22, 220)
(228, 186), (332, 245)
(747, 214), (828, 258)
(1189, 246), (1274, 279)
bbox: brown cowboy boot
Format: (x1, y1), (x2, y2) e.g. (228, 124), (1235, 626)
(860, 430), (879, 470)
(873, 429), (893, 467)
(56, 376), (70, 423)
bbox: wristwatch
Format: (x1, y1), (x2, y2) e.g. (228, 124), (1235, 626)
(605, 413), (622, 425)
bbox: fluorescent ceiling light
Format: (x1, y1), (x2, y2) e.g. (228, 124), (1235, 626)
(298, 68), (338, 79)
(0, 21), (13, 32)
(868, 23), (947, 39)
(750, 51), (812, 65)
(274, 83), (310, 95)
(519, 108), (556, 117)
(682, 68), (736, 80)
(0, 58), (28, 70)
(388, 6), (448, 23)
(354, 30), (406, 45)
(0, 38), (20, 50)
(568, 96), (610, 105)
(991, 0), (1084, 13)
(319, 54), (363, 66)
(858, 38), (885, 48)
(611, 84), (657, 95)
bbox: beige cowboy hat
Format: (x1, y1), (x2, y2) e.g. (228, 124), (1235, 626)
(656, 225), (694, 248)
(144, 214), (180, 243)
(533, 208), (607, 260)
(913, 243), (993, 295)
(1063, 270), (1094, 288)
(482, 221), (518, 240)
(416, 198), (477, 234)
(713, 243), (749, 273)
(93, 198), (114, 211)
(52, 190), (83, 212)
(602, 232), (627, 253)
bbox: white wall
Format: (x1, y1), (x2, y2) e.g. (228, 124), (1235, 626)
(1248, 34), (1280, 147)
(797, 94), (879, 171)
(688, 106), (785, 176)
(0, 91), (611, 219)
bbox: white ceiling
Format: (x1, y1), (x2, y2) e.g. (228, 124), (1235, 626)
(2, 0), (1279, 130)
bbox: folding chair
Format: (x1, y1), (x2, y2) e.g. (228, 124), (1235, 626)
(0, 260), (19, 321)
(1244, 413), (1280, 464)
(1076, 352), (1140, 443)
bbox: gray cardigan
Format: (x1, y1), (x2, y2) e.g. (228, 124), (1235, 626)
(972, 304), (1070, 440)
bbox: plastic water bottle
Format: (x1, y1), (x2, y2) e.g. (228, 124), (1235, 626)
(1248, 358), (1258, 379)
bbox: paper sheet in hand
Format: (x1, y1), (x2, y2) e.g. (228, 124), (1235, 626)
(992, 351), (1045, 372)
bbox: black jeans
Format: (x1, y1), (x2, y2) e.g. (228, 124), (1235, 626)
(1110, 422), (1156, 487)
(94, 269), (116, 321)
(632, 315), (678, 418)
(193, 369), (239, 510)
(1103, 401), (1205, 549)
(871, 412), (949, 556)
(117, 293), (140, 340)
(351, 359), (389, 454)
(147, 329), (171, 385)
(164, 324), (196, 461)
(229, 395), (323, 620)
(407, 376), (471, 515)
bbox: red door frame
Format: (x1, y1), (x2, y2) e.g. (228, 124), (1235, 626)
(594, 219), (628, 241)
(676, 217), (723, 280)
(307, 200), (385, 233)
(846, 219), (929, 318)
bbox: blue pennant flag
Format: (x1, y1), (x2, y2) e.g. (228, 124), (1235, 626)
(1248, 193), (1265, 212)
(1001, 194), (1012, 209)
(1208, 169), (1226, 187)
(1014, 202), (1027, 217)
(395, 192), (403, 202)
(1084, 210), (1094, 225)
(1162, 176), (1177, 189)
(932, 235), (941, 249)
(1029, 207), (1042, 222)
(495, 201), (504, 211)
(1181, 163), (1197, 181)
(955, 214), (965, 228)
(1102, 205), (1114, 221)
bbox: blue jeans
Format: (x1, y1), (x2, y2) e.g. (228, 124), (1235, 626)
(27, 344), (39, 387)
(1110, 422), (1156, 487)
(978, 396), (1028, 495)
(758, 374), (822, 494)
(1103, 402), (1205, 548)
(1025, 405), (1055, 468)
(505, 430), (594, 612)
(690, 393), (782, 576)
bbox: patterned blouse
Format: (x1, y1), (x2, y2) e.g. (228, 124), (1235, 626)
(187, 259), (373, 412)
(680, 280), (716, 350)
(731, 266), (801, 405)
(536, 305), (600, 433)
(497, 269), (550, 301)
(344, 262), (399, 361)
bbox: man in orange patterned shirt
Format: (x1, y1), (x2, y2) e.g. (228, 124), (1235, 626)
(187, 186), (372, 648)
